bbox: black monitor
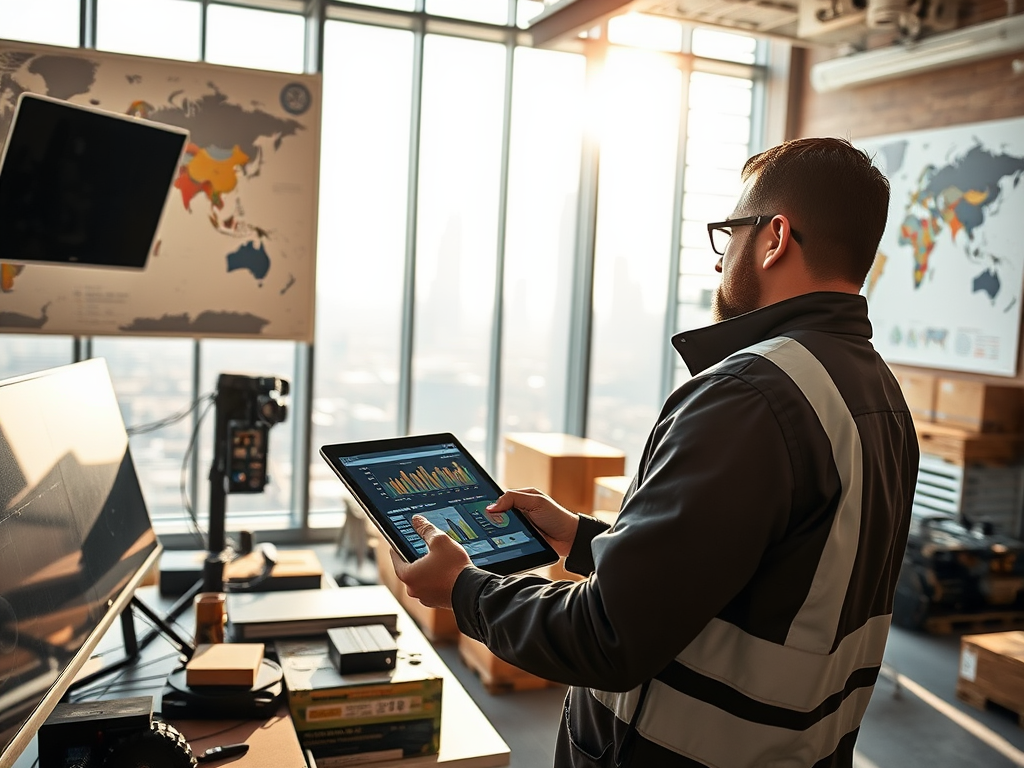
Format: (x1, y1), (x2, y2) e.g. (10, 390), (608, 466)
(0, 358), (161, 768)
(0, 92), (188, 270)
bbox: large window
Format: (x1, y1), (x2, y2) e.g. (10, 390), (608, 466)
(411, 34), (506, 459)
(587, 47), (684, 472)
(0, 0), (767, 540)
(499, 47), (586, 450)
(311, 21), (414, 515)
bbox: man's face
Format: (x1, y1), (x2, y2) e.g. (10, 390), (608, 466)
(711, 214), (762, 323)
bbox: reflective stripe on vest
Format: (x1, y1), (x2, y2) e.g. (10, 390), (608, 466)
(591, 336), (886, 766)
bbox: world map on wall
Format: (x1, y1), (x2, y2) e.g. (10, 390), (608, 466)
(0, 41), (321, 340)
(860, 117), (1024, 375)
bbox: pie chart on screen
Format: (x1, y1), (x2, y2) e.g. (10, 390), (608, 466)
(485, 509), (511, 527)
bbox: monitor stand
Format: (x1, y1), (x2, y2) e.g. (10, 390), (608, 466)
(68, 587), (199, 696)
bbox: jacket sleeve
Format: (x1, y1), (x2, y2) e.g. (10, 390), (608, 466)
(451, 373), (797, 691)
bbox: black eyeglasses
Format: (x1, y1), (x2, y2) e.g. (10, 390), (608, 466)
(707, 214), (802, 256)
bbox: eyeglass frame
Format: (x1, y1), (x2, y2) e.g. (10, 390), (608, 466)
(707, 214), (802, 256)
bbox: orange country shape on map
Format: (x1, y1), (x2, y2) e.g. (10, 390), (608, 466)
(185, 144), (250, 195)
(1, 263), (24, 292)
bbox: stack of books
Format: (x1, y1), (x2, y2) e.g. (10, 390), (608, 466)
(276, 636), (443, 766)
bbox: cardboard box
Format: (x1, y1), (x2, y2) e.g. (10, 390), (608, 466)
(593, 475), (631, 515)
(956, 631), (1024, 723)
(935, 379), (1023, 433)
(895, 369), (937, 423)
(502, 433), (625, 514)
(277, 637), (442, 760)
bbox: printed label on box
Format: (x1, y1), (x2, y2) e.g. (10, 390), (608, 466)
(306, 696), (423, 723)
(959, 647), (978, 681)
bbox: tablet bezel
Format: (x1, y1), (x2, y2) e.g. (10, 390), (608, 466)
(320, 432), (558, 576)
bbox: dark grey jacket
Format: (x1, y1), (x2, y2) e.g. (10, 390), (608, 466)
(453, 292), (920, 767)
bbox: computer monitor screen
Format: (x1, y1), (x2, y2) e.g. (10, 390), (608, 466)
(0, 358), (161, 768)
(0, 92), (188, 270)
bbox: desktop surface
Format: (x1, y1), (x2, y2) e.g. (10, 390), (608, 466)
(13, 581), (510, 768)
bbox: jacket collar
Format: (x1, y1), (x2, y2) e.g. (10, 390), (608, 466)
(671, 292), (873, 376)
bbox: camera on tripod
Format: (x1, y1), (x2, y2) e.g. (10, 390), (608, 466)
(214, 373), (289, 494)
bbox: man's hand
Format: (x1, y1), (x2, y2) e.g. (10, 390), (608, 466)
(486, 488), (579, 558)
(391, 515), (472, 610)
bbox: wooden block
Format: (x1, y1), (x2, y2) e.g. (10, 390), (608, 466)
(915, 422), (1024, 466)
(957, 631), (1024, 726)
(935, 378), (1023, 433)
(186, 643), (264, 687)
(502, 433), (626, 514)
(457, 634), (554, 694)
(894, 368), (937, 423)
(593, 475), (631, 515)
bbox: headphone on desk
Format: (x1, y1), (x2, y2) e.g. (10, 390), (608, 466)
(221, 537), (278, 593)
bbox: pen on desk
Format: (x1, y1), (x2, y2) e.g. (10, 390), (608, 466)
(197, 743), (250, 763)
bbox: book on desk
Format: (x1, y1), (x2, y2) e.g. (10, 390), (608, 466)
(226, 587), (399, 641)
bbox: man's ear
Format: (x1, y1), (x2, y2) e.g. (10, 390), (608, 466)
(761, 215), (794, 270)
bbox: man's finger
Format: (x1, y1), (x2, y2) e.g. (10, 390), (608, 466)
(410, 514), (441, 542)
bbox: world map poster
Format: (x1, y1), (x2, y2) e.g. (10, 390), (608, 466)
(0, 40), (320, 341)
(859, 117), (1024, 376)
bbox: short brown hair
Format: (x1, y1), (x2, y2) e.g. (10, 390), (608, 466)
(740, 137), (890, 285)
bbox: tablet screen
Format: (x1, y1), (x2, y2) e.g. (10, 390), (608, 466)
(320, 434), (558, 576)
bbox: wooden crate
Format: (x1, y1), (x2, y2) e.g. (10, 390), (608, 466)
(894, 368), (937, 423)
(374, 538), (461, 643)
(915, 422), (1024, 466)
(593, 475), (631, 516)
(925, 610), (1024, 635)
(957, 631), (1024, 727)
(532, 558), (584, 583)
(457, 634), (555, 694)
(502, 433), (626, 514)
(935, 378), (1023, 433)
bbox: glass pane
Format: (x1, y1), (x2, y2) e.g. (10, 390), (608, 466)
(96, 0), (202, 60)
(196, 340), (296, 534)
(686, 109), (751, 143)
(676, 68), (753, 345)
(686, 136), (750, 169)
(500, 47), (586, 468)
(413, 34), (506, 462)
(0, 336), (73, 381)
(311, 22), (414, 514)
(587, 48), (683, 472)
(691, 27), (757, 64)
(607, 13), (684, 52)
(0, 0), (79, 46)
(689, 71), (753, 114)
(206, 4), (306, 73)
(426, 0), (510, 25)
(91, 337), (201, 538)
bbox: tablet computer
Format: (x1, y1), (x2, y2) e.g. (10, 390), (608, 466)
(320, 433), (558, 576)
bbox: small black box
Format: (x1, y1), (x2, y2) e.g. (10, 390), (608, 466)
(326, 624), (398, 674)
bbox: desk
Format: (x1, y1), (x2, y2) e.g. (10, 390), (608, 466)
(14, 585), (509, 768)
